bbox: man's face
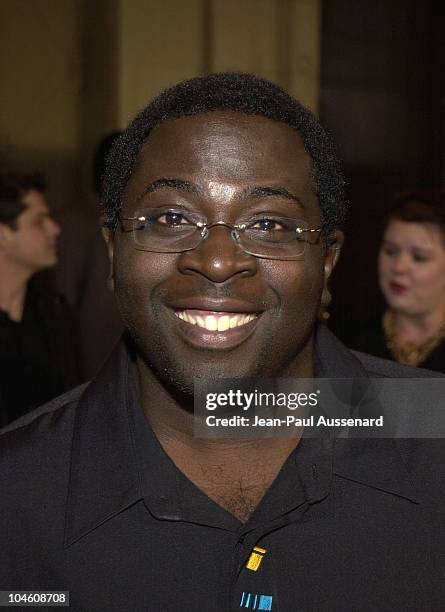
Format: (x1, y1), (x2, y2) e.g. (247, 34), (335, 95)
(106, 112), (340, 392)
(2, 189), (60, 273)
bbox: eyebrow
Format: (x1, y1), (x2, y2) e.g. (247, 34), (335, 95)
(137, 178), (202, 200)
(240, 185), (304, 207)
(137, 178), (304, 208)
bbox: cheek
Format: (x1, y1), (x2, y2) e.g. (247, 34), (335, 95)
(113, 246), (171, 314)
(23, 234), (43, 257)
(378, 253), (390, 280)
(414, 264), (445, 291)
(264, 255), (324, 315)
(37, 232), (49, 249)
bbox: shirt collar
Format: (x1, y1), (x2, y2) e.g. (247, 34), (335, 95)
(64, 342), (141, 547)
(315, 323), (368, 378)
(315, 325), (419, 503)
(64, 326), (418, 546)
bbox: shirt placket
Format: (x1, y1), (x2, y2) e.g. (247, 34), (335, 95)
(229, 501), (310, 612)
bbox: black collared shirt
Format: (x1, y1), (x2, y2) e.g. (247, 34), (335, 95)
(0, 326), (444, 611)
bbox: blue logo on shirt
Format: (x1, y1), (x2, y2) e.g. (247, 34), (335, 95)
(239, 591), (273, 610)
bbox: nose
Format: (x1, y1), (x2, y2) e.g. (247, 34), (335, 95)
(177, 224), (257, 283)
(391, 251), (411, 274)
(47, 217), (61, 238)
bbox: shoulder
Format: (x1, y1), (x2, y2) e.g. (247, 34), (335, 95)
(0, 384), (89, 522)
(315, 324), (444, 378)
(337, 312), (389, 358)
(0, 384), (90, 575)
(0, 383), (87, 432)
(351, 350), (445, 378)
(0, 384), (88, 459)
(422, 337), (445, 374)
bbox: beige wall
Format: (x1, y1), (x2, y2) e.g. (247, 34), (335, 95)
(117, 0), (320, 127)
(211, 0), (320, 111)
(0, 0), (320, 209)
(0, 0), (82, 211)
(118, 0), (205, 126)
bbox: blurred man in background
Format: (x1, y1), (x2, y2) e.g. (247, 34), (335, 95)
(0, 173), (79, 426)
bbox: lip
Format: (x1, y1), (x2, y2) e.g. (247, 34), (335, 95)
(166, 296), (264, 314)
(167, 306), (262, 350)
(388, 281), (408, 295)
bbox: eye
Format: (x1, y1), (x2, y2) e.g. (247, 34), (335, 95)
(250, 217), (287, 231)
(382, 246), (398, 257)
(156, 211), (190, 226)
(412, 252), (429, 263)
(136, 209), (195, 228)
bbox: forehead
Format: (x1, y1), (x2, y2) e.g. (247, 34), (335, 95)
(384, 219), (445, 250)
(124, 111), (317, 214)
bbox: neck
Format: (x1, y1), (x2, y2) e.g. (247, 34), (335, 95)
(392, 305), (445, 343)
(0, 259), (32, 321)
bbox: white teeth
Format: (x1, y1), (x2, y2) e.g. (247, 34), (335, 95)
(205, 315), (217, 331)
(217, 315), (230, 332)
(182, 312), (196, 325)
(195, 315), (205, 327)
(229, 316), (239, 329)
(175, 310), (258, 331)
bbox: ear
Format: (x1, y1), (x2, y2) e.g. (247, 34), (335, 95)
(100, 216), (115, 292)
(321, 230), (344, 307)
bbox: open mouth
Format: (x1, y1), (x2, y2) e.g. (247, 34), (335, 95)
(389, 282), (408, 295)
(174, 309), (258, 332)
(170, 308), (261, 350)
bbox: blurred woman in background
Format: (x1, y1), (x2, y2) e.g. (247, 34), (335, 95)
(356, 191), (445, 373)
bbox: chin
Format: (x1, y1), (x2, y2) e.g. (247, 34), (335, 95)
(390, 304), (420, 317)
(38, 255), (57, 269)
(131, 328), (271, 398)
(383, 291), (407, 311)
(150, 346), (264, 393)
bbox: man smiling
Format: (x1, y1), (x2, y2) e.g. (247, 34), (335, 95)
(1, 74), (444, 611)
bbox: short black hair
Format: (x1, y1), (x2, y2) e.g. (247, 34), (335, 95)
(102, 73), (347, 235)
(0, 172), (47, 229)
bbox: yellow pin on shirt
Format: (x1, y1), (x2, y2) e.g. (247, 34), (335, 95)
(246, 546), (267, 571)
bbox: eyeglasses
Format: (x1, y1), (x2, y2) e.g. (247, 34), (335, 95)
(119, 207), (322, 260)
